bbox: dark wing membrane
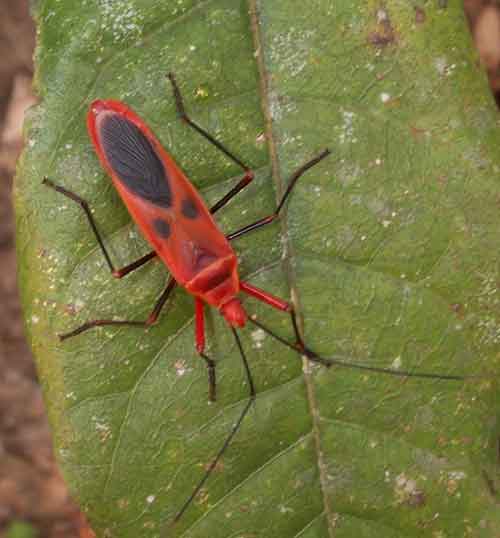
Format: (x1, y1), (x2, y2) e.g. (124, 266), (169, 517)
(99, 114), (172, 208)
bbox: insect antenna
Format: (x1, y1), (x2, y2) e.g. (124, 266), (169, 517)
(171, 327), (256, 526)
(248, 317), (469, 382)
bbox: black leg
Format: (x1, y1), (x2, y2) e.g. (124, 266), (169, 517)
(209, 170), (254, 215)
(226, 149), (331, 241)
(172, 327), (255, 525)
(43, 177), (158, 278)
(59, 277), (177, 340)
(113, 251), (157, 278)
(247, 317), (467, 381)
(146, 277), (177, 325)
(168, 72), (251, 172)
(248, 316), (333, 367)
(199, 352), (216, 402)
(239, 282), (468, 379)
(47, 70), (261, 345)
(167, 72), (255, 215)
(195, 298), (217, 401)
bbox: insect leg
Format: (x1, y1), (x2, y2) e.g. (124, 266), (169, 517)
(241, 282), (467, 381)
(172, 326), (255, 524)
(195, 298), (217, 402)
(240, 283), (305, 353)
(240, 281), (332, 367)
(58, 277), (177, 340)
(167, 73), (256, 215)
(226, 149), (330, 241)
(43, 178), (157, 278)
(112, 251), (157, 278)
(167, 72), (252, 173)
(209, 169), (254, 215)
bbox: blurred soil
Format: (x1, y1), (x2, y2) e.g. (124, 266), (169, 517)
(0, 1), (90, 537)
(0, 1), (499, 538)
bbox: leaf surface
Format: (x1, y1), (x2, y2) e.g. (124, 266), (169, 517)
(16, 1), (500, 537)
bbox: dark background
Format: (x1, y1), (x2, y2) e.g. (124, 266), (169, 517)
(0, 1), (498, 537)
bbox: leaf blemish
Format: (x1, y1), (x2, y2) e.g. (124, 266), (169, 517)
(434, 57), (456, 77)
(269, 27), (316, 77)
(391, 356), (402, 369)
(99, 0), (144, 43)
(251, 328), (266, 349)
(174, 360), (191, 377)
(394, 473), (426, 507)
(337, 110), (357, 145)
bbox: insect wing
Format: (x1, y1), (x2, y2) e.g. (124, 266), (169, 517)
(87, 100), (235, 285)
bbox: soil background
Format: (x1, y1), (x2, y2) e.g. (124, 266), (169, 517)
(0, 1), (498, 537)
(1, 1), (91, 537)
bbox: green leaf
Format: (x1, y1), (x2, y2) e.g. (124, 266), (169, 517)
(16, 1), (500, 537)
(6, 521), (37, 538)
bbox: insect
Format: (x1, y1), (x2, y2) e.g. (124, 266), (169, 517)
(43, 73), (466, 527)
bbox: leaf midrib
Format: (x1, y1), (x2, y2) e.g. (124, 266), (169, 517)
(248, 2), (335, 537)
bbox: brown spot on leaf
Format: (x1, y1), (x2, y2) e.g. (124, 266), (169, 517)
(368, 8), (395, 47)
(64, 303), (77, 315)
(415, 7), (426, 24)
(394, 473), (426, 508)
(450, 303), (464, 317)
(409, 125), (426, 139)
(196, 488), (209, 505)
(368, 31), (394, 47)
(437, 174), (448, 187)
(408, 490), (426, 507)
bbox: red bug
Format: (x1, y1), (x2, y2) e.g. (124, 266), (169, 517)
(43, 73), (465, 526)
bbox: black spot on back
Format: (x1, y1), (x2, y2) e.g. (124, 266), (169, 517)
(100, 114), (172, 208)
(153, 218), (171, 238)
(181, 198), (199, 219)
